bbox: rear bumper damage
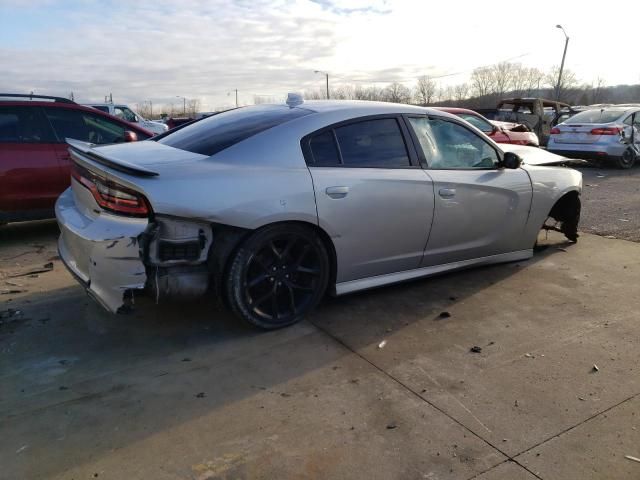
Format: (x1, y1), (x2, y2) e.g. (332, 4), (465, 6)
(56, 188), (215, 313)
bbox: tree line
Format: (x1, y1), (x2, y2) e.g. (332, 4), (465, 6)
(304, 62), (640, 108)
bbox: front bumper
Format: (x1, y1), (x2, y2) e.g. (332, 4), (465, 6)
(55, 187), (149, 313)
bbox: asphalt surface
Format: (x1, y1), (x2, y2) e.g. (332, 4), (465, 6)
(1, 162), (639, 479)
(577, 164), (640, 242)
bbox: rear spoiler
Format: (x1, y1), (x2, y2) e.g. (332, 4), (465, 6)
(66, 138), (159, 177)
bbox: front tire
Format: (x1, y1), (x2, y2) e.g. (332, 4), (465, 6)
(224, 224), (329, 329)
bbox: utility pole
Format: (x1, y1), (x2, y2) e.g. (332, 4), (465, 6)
(235, 89), (238, 108)
(555, 25), (569, 101)
(314, 70), (330, 99)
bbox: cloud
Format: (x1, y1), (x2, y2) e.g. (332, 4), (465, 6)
(1, 0), (640, 110)
(0, 0), (390, 109)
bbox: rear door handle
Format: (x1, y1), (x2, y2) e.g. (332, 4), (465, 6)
(325, 186), (349, 199)
(438, 188), (456, 198)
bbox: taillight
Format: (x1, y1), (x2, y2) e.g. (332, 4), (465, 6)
(550, 127), (561, 135)
(590, 127), (621, 136)
(71, 164), (150, 217)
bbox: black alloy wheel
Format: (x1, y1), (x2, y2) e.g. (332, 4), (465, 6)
(225, 224), (329, 329)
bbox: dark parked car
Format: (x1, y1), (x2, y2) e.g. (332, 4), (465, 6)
(0, 94), (153, 224)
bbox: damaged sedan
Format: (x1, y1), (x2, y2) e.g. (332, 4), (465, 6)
(56, 98), (582, 329)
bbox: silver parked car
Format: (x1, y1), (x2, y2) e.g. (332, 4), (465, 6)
(56, 99), (582, 329)
(548, 106), (640, 168)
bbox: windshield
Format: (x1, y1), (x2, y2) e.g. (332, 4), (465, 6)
(157, 104), (312, 156)
(565, 109), (625, 124)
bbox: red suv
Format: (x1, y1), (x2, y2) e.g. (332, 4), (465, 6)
(0, 94), (153, 224)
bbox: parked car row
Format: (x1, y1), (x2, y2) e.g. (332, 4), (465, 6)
(85, 102), (168, 135)
(0, 94), (153, 223)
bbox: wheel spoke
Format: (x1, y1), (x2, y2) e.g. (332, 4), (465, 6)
(295, 244), (311, 266)
(271, 284), (279, 319)
(247, 272), (269, 288)
(251, 290), (273, 307)
(280, 238), (297, 262)
(286, 284), (297, 315)
(287, 280), (313, 292)
(296, 266), (319, 276)
(253, 255), (272, 274)
(269, 241), (282, 260)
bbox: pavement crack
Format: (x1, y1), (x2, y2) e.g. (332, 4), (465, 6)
(311, 322), (544, 480)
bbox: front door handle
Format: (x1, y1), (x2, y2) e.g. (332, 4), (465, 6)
(326, 186), (349, 199)
(438, 188), (456, 198)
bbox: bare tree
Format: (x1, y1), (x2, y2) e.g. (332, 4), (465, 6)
(545, 66), (578, 101)
(470, 66), (496, 98)
(453, 83), (470, 102)
(523, 67), (545, 96)
(186, 99), (200, 116)
(383, 82), (412, 103)
(491, 62), (516, 97)
(589, 77), (606, 104)
(415, 75), (437, 105)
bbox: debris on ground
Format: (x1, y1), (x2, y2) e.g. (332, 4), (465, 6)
(469, 346), (482, 354)
(1, 289), (26, 295)
(195, 392), (206, 398)
(449, 296), (457, 301)
(624, 455), (640, 463)
(578, 397), (586, 401)
(437, 311), (451, 319)
(386, 422), (397, 429)
(4, 280), (23, 287)
(8, 263), (54, 278)
(487, 341), (495, 346)
(16, 445), (28, 454)
(378, 340), (387, 349)
(592, 364), (599, 372)
(524, 353), (534, 358)
(182, 357), (192, 362)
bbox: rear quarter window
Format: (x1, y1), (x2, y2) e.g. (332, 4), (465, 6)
(157, 105), (312, 156)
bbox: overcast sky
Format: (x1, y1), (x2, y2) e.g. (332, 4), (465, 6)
(1, 0), (638, 111)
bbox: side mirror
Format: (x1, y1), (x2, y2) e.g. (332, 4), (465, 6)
(501, 151), (522, 169)
(123, 131), (138, 142)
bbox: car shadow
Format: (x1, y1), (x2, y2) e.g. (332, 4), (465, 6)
(1, 232), (575, 478)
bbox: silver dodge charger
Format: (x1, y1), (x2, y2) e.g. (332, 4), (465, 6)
(56, 98), (582, 329)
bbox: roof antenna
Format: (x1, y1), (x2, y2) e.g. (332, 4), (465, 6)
(286, 92), (304, 107)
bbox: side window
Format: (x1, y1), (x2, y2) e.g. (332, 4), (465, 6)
(80, 113), (127, 143)
(408, 117), (499, 169)
(115, 107), (137, 122)
(334, 118), (410, 167)
(90, 106), (110, 113)
(0, 106), (53, 143)
(458, 114), (493, 134)
(45, 108), (91, 142)
(309, 131), (340, 166)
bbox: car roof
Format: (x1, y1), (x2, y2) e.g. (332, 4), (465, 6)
(300, 100), (437, 116)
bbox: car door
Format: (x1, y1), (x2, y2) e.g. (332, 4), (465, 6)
(405, 115), (532, 267)
(0, 105), (61, 216)
(304, 116), (435, 283)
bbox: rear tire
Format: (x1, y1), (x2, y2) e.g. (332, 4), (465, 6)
(224, 224), (329, 329)
(615, 148), (636, 169)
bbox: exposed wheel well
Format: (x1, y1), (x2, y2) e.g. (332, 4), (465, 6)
(209, 220), (338, 301)
(545, 190), (581, 242)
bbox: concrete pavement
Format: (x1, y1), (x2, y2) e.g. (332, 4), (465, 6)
(1, 224), (639, 479)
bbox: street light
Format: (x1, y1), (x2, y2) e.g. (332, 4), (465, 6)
(314, 70), (329, 99)
(555, 25), (569, 101)
(176, 95), (186, 115)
